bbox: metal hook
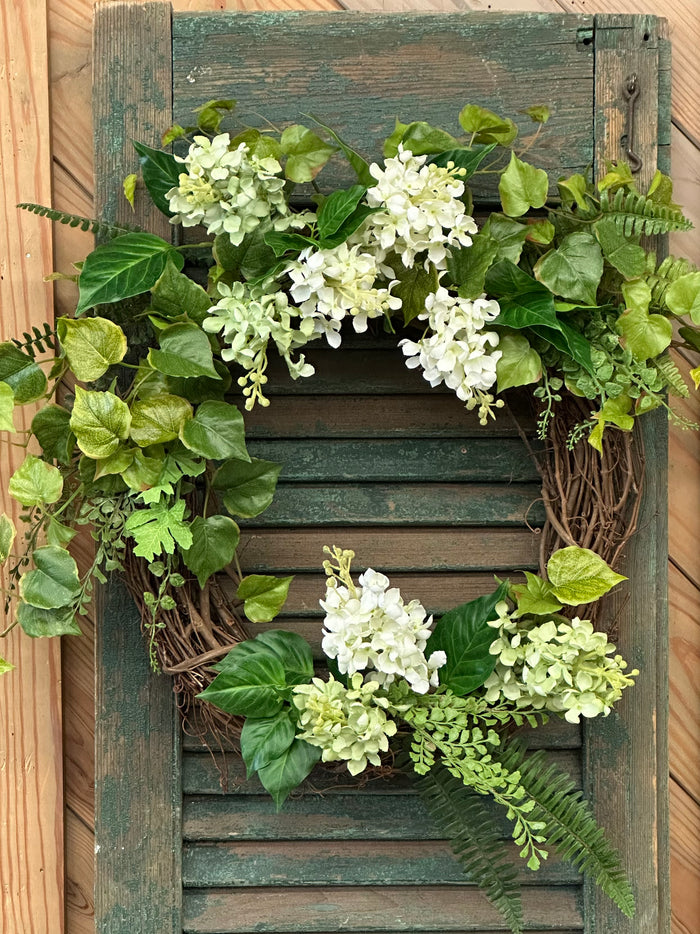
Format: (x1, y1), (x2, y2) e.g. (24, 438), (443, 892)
(623, 74), (643, 174)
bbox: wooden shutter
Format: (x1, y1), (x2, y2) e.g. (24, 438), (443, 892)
(93, 7), (670, 933)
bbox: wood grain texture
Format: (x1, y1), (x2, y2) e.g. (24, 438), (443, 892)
(671, 779), (700, 934)
(668, 564), (700, 804)
(0, 0), (65, 931)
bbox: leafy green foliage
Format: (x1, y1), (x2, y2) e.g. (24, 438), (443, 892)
(416, 764), (524, 934)
(149, 258), (212, 325)
(304, 115), (373, 186)
(393, 261), (440, 325)
(180, 401), (249, 461)
(546, 546), (626, 605)
(130, 394), (193, 447)
(237, 574), (293, 623)
(57, 315), (128, 381)
(533, 232), (603, 306)
(280, 125), (336, 182)
(495, 333), (542, 392)
(0, 657), (14, 675)
(666, 271), (700, 323)
(510, 571), (563, 618)
(148, 322), (220, 379)
(0, 384), (15, 433)
(0, 342), (47, 404)
(0, 514), (16, 563)
(70, 387), (131, 459)
(499, 153), (548, 217)
(11, 322), (57, 359)
(19, 545), (81, 610)
(17, 202), (139, 239)
(9, 455), (63, 507)
(458, 105), (517, 145)
(182, 515), (240, 588)
(257, 739), (321, 810)
(17, 602), (82, 638)
(214, 456), (282, 518)
(240, 709), (296, 777)
(124, 499), (193, 562)
(617, 280), (672, 361)
(133, 141), (182, 216)
(599, 187), (693, 237)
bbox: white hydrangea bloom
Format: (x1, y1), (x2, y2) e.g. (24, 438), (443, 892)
(286, 243), (402, 348)
(400, 287), (503, 424)
(358, 146), (478, 268)
(203, 280), (315, 409)
(293, 673), (397, 776)
(321, 565), (446, 694)
(483, 602), (638, 723)
(166, 133), (289, 243)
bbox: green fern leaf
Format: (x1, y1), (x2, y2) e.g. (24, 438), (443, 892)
(644, 253), (699, 309)
(600, 189), (693, 237)
(654, 354), (689, 397)
(16, 203), (141, 240)
(416, 763), (525, 934)
(498, 740), (635, 918)
(11, 322), (57, 359)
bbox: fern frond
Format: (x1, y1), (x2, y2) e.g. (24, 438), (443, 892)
(644, 253), (699, 309)
(11, 322), (57, 359)
(600, 189), (693, 237)
(416, 763), (524, 934)
(17, 203), (141, 240)
(498, 740), (635, 918)
(654, 354), (689, 397)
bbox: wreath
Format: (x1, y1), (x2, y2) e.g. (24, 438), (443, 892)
(2, 99), (697, 930)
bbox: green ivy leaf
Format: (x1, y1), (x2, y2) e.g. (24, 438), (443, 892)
(70, 387), (131, 459)
(598, 160), (634, 192)
(0, 514), (16, 562)
(593, 219), (646, 280)
(534, 232), (603, 306)
(547, 546), (626, 605)
(522, 105), (551, 125)
(122, 450), (164, 493)
(46, 517), (77, 548)
(426, 582), (509, 695)
(617, 280), (672, 361)
(123, 173), (137, 209)
(76, 233), (183, 316)
(167, 361), (232, 405)
(498, 152), (549, 217)
(495, 333), (542, 392)
(511, 571), (563, 618)
(199, 651), (287, 718)
(304, 115), (373, 186)
(180, 401), (249, 462)
(182, 515), (240, 588)
(9, 455), (63, 506)
(0, 342), (47, 404)
(383, 119), (410, 158)
(483, 214), (529, 264)
(92, 447), (135, 480)
(558, 173), (591, 210)
(399, 121), (460, 156)
(317, 186), (367, 242)
(0, 657), (14, 675)
(458, 105), (518, 145)
(148, 322), (220, 379)
(0, 383), (15, 432)
(31, 405), (75, 464)
(17, 602), (81, 638)
(214, 456), (282, 519)
(161, 124), (187, 147)
(213, 227), (278, 281)
(280, 125), (336, 183)
(392, 261), (440, 326)
(447, 233), (498, 300)
(666, 272), (700, 324)
(57, 315), (128, 382)
(194, 98), (236, 134)
(588, 395), (635, 453)
(526, 219), (555, 245)
(241, 710), (296, 777)
(130, 394), (193, 447)
(132, 141), (182, 216)
(19, 545), (81, 610)
(257, 739), (321, 810)
(149, 257), (212, 326)
(429, 143), (497, 178)
(237, 575), (294, 624)
(124, 498), (193, 562)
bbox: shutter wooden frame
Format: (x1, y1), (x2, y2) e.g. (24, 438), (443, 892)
(92, 6), (670, 932)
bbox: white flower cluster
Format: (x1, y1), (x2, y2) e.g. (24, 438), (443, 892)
(321, 562), (446, 694)
(293, 673), (397, 775)
(360, 146), (478, 268)
(166, 133), (288, 243)
(287, 243), (401, 348)
(203, 280), (315, 409)
(483, 602), (638, 724)
(400, 287), (504, 424)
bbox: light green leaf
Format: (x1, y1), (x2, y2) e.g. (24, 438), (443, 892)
(593, 219), (646, 280)
(499, 153), (549, 217)
(526, 219), (555, 245)
(161, 124), (187, 147)
(666, 272), (700, 324)
(383, 119), (410, 158)
(0, 342), (47, 403)
(511, 571), (563, 618)
(93, 447), (135, 480)
(122, 450), (164, 493)
(124, 498), (193, 562)
(149, 257), (212, 326)
(123, 173), (137, 209)
(483, 214), (529, 264)
(130, 394), (193, 447)
(180, 401), (249, 461)
(522, 105), (551, 125)
(598, 160), (634, 192)
(70, 386), (131, 459)
(17, 602), (81, 638)
(194, 99), (236, 135)
(31, 405), (74, 464)
(257, 739), (321, 810)
(399, 121), (460, 156)
(199, 651), (287, 718)
(19, 545), (81, 610)
(182, 515), (240, 588)
(458, 105), (518, 145)
(0, 383), (15, 432)
(133, 141), (182, 216)
(241, 710), (296, 777)
(9, 455), (63, 506)
(617, 280), (672, 361)
(280, 125), (336, 183)
(214, 456), (282, 519)
(57, 316), (127, 382)
(588, 396), (635, 453)
(148, 322), (220, 379)
(46, 517), (77, 548)
(0, 657), (14, 675)
(691, 365), (700, 390)
(547, 546), (626, 606)
(237, 575), (294, 624)
(495, 333), (542, 392)
(558, 173), (590, 210)
(75, 233), (183, 316)
(534, 232), (604, 306)
(305, 115), (373, 186)
(0, 514), (16, 562)
(392, 261), (439, 325)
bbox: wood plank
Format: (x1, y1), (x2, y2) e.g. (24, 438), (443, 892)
(248, 439), (540, 482)
(172, 10), (594, 201)
(182, 885), (583, 932)
(65, 808), (96, 934)
(0, 0), (64, 929)
(668, 564), (700, 804)
(244, 482), (545, 527)
(92, 5), (181, 933)
(182, 838), (580, 886)
(238, 527), (539, 572)
(670, 778), (700, 934)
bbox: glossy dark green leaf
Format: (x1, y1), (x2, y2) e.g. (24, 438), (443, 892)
(182, 514), (240, 588)
(214, 456), (282, 519)
(0, 342), (47, 404)
(429, 143), (496, 177)
(257, 739), (321, 810)
(180, 400), (249, 461)
(240, 709), (296, 777)
(199, 652), (287, 718)
(148, 322), (220, 379)
(393, 262), (439, 325)
(133, 141), (182, 216)
(150, 257), (212, 325)
(317, 186), (366, 241)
